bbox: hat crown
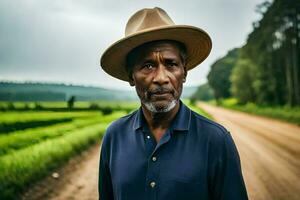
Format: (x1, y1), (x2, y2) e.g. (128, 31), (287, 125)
(125, 7), (175, 36)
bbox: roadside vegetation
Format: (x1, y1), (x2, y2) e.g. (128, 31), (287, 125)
(209, 98), (300, 125)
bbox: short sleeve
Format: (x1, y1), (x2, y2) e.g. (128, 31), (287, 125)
(210, 131), (248, 200)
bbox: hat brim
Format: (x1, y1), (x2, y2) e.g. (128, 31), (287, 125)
(100, 25), (212, 82)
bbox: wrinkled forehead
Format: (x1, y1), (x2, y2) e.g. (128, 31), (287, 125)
(126, 40), (186, 71)
(134, 40), (182, 61)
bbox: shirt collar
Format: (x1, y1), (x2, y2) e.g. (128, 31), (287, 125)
(133, 107), (144, 130)
(133, 100), (191, 132)
(171, 101), (191, 132)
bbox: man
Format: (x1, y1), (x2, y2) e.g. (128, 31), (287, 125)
(99, 7), (248, 200)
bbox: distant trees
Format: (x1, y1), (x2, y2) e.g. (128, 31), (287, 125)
(200, 0), (300, 106)
(207, 48), (239, 103)
(241, 0), (300, 106)
(190, 83), (214, 103)
(0, 82), (138, 102)
(0, 91), (66, 101)
(230, 58), (257, 104)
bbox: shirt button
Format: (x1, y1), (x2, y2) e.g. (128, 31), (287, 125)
(152, 156), (157, 162)
(147, 135), (150, 139)
(150, 181), (156, 188)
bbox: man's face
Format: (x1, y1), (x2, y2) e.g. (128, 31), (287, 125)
(129, 41), (187, 113)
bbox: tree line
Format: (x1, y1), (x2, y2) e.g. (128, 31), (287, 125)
(194, 0), (300, 107)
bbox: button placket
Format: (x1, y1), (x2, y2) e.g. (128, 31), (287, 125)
(144, 130), (171, 200)
(145, 152), (160, 199)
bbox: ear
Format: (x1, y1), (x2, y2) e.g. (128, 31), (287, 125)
(183, 67), (187, 83)
(129, 74), (135, 86)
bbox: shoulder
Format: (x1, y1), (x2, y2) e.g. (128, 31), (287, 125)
(102, 109), (138, 142)
(188, 107), (239, 159)
(107, 109), (137, 131)
(188, 107), (232, 145)
(191, 108), (228, 134)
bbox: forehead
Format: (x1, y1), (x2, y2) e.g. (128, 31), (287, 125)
(134, 41), (182, 61)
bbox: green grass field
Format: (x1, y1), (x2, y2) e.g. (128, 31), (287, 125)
(0, 101), (132, 200)
(210, 98), (300, 125)
(0, 100), (210, 200)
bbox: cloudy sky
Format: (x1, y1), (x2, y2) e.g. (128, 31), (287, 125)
(0, 0), (265, 90)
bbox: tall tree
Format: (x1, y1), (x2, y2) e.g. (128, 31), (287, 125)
(230, 58), (257, 104)
(242, 0), (300, 106)
(207, 48), (239, 103)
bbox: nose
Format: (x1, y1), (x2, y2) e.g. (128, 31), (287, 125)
(153, 64), (169, 85)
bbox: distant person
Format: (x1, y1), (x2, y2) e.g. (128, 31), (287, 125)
(67, 95), (76, 110)
(98, 7), (248, 200)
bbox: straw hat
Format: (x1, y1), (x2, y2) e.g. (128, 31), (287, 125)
(100, 7), (212, 82)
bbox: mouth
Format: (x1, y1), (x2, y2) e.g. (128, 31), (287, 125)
(152, 92), (170, 97)
(145, 87), (174, 101)
(149, 91), (173, 100)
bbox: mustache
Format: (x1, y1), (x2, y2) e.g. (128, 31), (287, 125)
(146, 86), (174, 97)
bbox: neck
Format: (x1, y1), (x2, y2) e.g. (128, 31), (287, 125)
(141, 101), (180, 130)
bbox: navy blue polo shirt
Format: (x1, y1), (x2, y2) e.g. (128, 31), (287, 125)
(98, 101), (248, 200)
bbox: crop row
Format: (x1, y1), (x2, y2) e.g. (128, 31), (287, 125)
(0, 109), (130, 134)
(0, 111), (102, 133)
(0, 111), (99, 123)
(0, 123), (108, 200)
(0, 101), (139, 114)
(0, 111), (126, 156)
(0, 101), (139, 109)
(0, 118), (100, 156)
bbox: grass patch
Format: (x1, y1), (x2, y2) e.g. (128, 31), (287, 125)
(0, 123), (108, 200)
(0, 101), (139, 113)
(0, 118), (73, 133)
(0, 111), (100, 133)
(0, 111), (97, 123)
(0, 111), (126, 156)
(0, 118), (99, 156)
(0, 109), (126, 200)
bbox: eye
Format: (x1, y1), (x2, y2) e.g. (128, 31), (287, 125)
(167, 61), (178, 68)
(142, 63), (154, 69)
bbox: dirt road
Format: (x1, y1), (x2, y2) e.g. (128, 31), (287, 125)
(198, 102), (300, 200)
(23, 103), (300, 200)
(22, 144), (101, 200)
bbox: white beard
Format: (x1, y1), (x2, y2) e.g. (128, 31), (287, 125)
(143, 99), (177, 113)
